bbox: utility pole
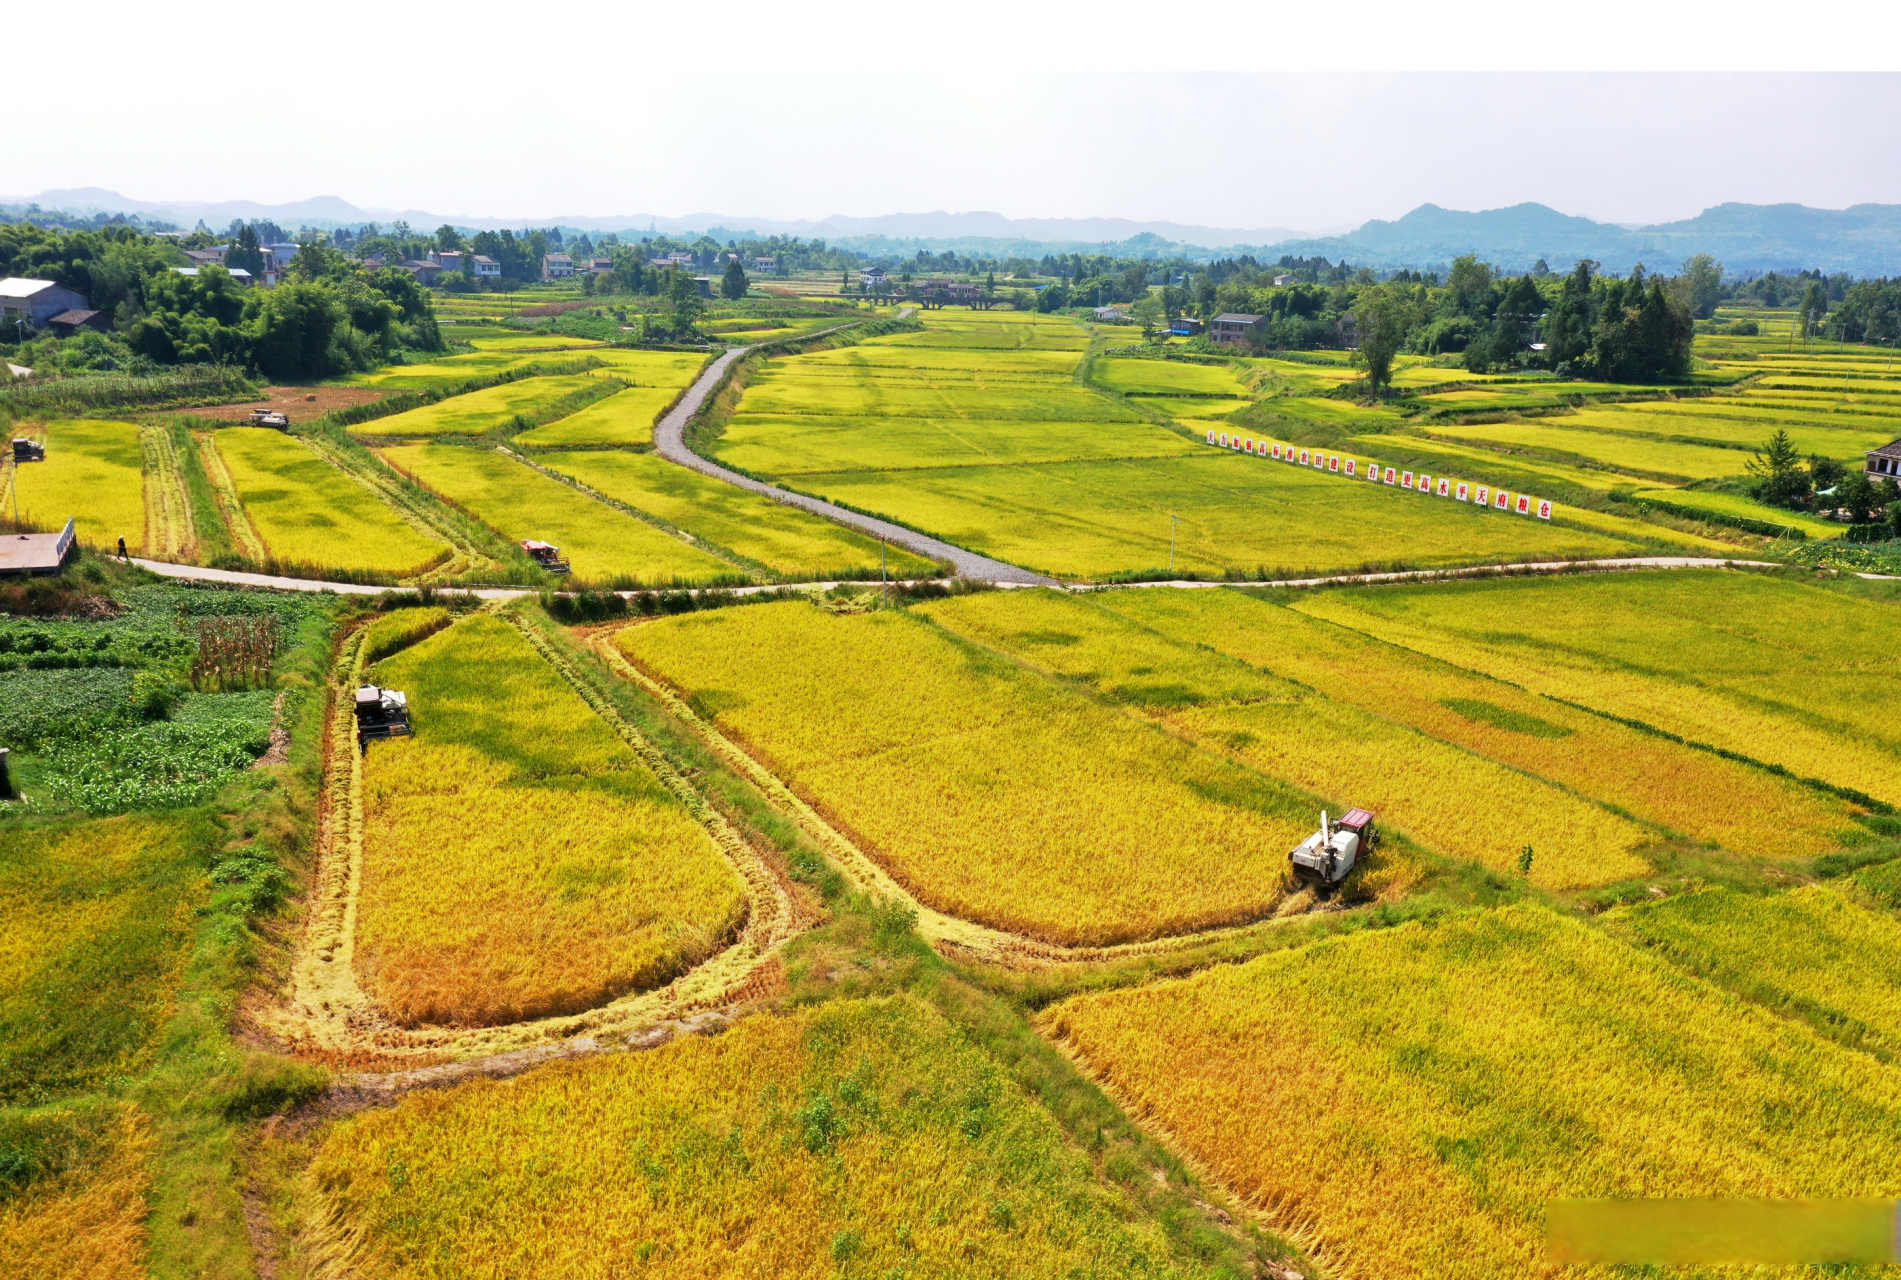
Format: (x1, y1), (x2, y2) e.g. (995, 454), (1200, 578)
(1168, 514), (1179, 573)
(881, 536), (888, 609)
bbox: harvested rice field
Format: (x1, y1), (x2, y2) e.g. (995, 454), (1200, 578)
(356, 614), (746, 1027)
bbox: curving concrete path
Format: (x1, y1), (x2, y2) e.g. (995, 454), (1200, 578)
(651, 345), (1053, 585)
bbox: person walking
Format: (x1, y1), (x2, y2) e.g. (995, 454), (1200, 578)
(117, 536), (127, 560)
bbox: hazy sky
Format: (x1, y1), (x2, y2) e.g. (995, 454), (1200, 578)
(11, 0), (1901, 233)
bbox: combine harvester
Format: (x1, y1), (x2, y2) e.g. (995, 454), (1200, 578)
(11, 437), (45, 462)
(521, 538), (571, 575)
(247, 409), (291, 429)
(1289, 808), (1378, 894)
(354, 685), (412, 749)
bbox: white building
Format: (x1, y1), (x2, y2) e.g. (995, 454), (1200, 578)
(472, 255), (501, 279)
(0, 278), (91, 328)
(542, 253), (575, 279)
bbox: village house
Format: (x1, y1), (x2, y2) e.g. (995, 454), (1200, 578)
(1092, 305), (1128, 323)
(1210, 312), (1265, 346)
(860, 265), (889, 290)
(265, 243), (299, 271)
(432, 249), (466, 273)
(1867, 439), (1901, 480)
(588, 258), (613, 274)
(181, 247), (229, 267)
(1272, 273), (1294, 286)
(0, 278), (92, 329)
(752, 256), (777, 272)
(472, 255), (501, 279)
(401, 260), (444, 285)
(542, 253), (575, 279)
(46, 309), (111, 337)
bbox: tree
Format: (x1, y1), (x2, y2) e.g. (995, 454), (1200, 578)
(667, 270), (703, 335)
(434, 224), (465, 252)
(1746, 428), (1811, 509)
(227, 224), (265, 276)
(1798, 282), (1827, 338)
(246, 282), (348, 380)
(1354, 286), (1417, 397)
(720, 258), (749, 301)
(1445, 254), (1494, 316)
(1680, 253), (1724, 320)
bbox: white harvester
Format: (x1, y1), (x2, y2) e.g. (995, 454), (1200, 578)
(1288, 808), (1378, 892)
(354, 684), (412, 748)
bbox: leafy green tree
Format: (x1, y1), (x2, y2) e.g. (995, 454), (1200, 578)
(720, 258), (749, 301)
(245, 282), (348, 380)
(1445, 254), (1495, 316)
(1797, 282), (1827, 337)
(1354, 286), (1417, 397)
(1746, 428), (1811, 509)
(434, 224), (465, 252)
(667, 270), (703, 335)
(1680, 253), (1724, 320)
(227, 224), (265, 276)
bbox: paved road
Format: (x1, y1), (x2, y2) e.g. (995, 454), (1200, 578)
(130, 554), (1790, 599)
(651, 336), (1054, 585)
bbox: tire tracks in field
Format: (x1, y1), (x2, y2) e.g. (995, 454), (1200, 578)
(268, 607), (808, 1071)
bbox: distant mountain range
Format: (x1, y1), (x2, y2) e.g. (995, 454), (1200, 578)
(1269, 202), (1901, 276)
(6, 188), (1900, 276)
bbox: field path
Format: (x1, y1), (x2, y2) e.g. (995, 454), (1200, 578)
(651, 344), (1056, 585)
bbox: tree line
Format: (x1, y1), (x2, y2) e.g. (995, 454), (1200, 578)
(0, 223), (443, 380)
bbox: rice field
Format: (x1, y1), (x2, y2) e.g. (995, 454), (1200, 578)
(353, 374), (606, 438)
(717, 310), (1680, 580)
(1564, 405), (1891, 458)
(378, 445), (737, 586)
(0, 815), (208, 1104)
(343, 350), (593, 390)
(1628, 486), (1847, 536)
(802, 453), (1641, 581)
(617, 600), (1319, 945)
(1045, 902), (1901, 1280)
(1092, 358), (1249, 398)
(922, 589), (1656, 887)
(357, 614), (746, 1027)
(1432, 419), (1754, 479)
(507, 386), (682, 447)
(0, 1099), (153, 1279)
(306, 997), (1202, 1280)
(8, 419), (145, 551)
(1089, 585), (1857, 861)
(211, 428), (449, 574)
(1610, 883), (1901, 1051)
(1293, 570), (1901, 805)
(534, 450), (938, 579)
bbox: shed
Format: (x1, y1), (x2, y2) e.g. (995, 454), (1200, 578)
(46, 309), (111, 337)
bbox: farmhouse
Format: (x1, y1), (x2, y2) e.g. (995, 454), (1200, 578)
(860, 266), (889, 290)
(471, 255), (501, 279)
(1170, 317), (1205, 336)
(0, 278), (91, 328)
(1272, 273), (1294, 286)
(401, 260), (444, 284)
(182, 247), (229, 267)
(47, 309), (111, 337)
(433, 250), (466, 273)
(1092, 305), (1128, 323)
(1867, 438), (1901, 479)
(587, 257), (613, 274)
(1210, 313), (1265, 347)
(265, 243), (298, 270)
(752, 256), (777, 272)
(542, 253), (575, 279)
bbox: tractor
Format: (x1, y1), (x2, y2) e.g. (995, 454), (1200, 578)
(354, 685), (412, 747)
(522, 539), (571, 575)
(1288, 808), (1378, 892)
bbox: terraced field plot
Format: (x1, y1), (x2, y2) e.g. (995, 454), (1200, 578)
(1294, 570), (1901, 805)
(461, 332), (604, 351)
(1046, 903), (1901, 1280)
(0, 1098), (153, 1278)
(617, 600), (1317, 946)
(537, 450), (938, 579)
(1432, 418), (1756, 479)
(358, 614), (746, 1026)
(0, 814), (210, 1103)
(379, 445), (736, 586)
(213, 428), (449, 574)
(8, 419), (145, 550)
(1564, 403), (1891, 457)
(1087, 585), (1855, 861)
(1093, 357), (1249, 398)
(308, 997), (1196, 1279)
(1611, 884), (1901, 1051)
(923, 589), (1654, 888)
(1629, 486), (1846, 536)
(1130, 395), (1254, 423)
(1357, 432), (1627, 492)
(806, 453), (1643, 580)
(354, 374), (606, 438)
(509, 385), (682, 447)
(341, 350), (587, 389)
(720, 310), (1670, 580)
(863, 310), (1092, 350)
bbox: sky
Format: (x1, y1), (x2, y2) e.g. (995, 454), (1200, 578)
(11, 0), (1901, 234)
